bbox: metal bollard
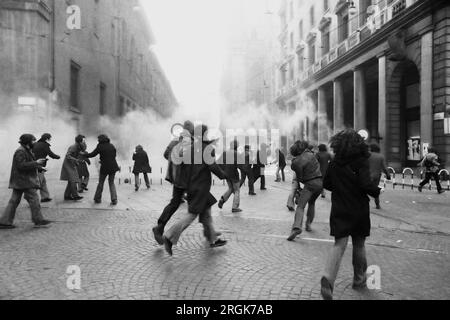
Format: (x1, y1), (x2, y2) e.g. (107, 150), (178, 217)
(387, 167), (396, 189)
(402, 168), (414, 190)
(439, 169), (450, 191)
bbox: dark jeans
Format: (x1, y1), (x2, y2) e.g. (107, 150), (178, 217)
(239, 170), (255, 194)
(157, 186), (185, 231)
(419, 172), (442, 192)
(292, 179), (323, 231)
(276, 166), (285, 182)
(134, 173), (150, 188)
(0, 189), (44, 225)
(94, 173), (117, 202)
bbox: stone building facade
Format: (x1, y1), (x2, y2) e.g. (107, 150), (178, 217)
(0, 0), (176, 132)
(276, 0), (450, 170)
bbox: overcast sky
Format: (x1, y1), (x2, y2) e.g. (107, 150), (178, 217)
(140, 0), (278, 117)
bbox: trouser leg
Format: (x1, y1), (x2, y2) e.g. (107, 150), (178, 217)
(134, 174), (140, 188)
(323, 237), (349, 287)
(0, 190), (23, 225)
(94, 174), (107, 202)
(260, 174), (266, 189)
(222, 180), (233, 203)
(248, 172), (255, 194)
(292, 188), (313, 231)
(305, 190), (320, 227)
(275, 167), (281, 181)
(163, 212), (197, 245)
(24, 189), (45, 224)
(352, 236), (368, 286)
(39, 173), (50, 199)
(143, 173), (150, 187)
(239, 172), (246, 188)
(281, 168), (285, 182)
(232, 182), (240, 210)
(157, 187), (184, 230)
(199, 208), (218, 244)
(433, 172), (442, 192)
(64, 183), (71, 199)
(70, 182), (79, 197)
(109, 173), (117, 202)
(419, 174), (431, 188)
(287, 177), (297, 208)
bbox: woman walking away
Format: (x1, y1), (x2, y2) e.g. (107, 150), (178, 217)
(163, 124), (228, 256)
(418, 147), (445, 194)
(133, 145), (152, 191)
(287, 141), (323, 241)
(275, 148), (287, 182)
(321, 129), (381, 300)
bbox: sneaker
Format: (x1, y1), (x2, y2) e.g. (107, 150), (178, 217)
(287, 205), (295, 212)
(94, 200), (101, 204)
(83, 187), (89, 191)
(152, 226), (164, 245)
(320, 277), (333, 300)
(376, 205), (381, 210)
(73, 196), (83, 201)
(111, 201), (118, 206)
(163, 236), (173, 256)
(249, 192), (257, 196)
(418, 186), (423, 192)
(0, 224), (16, 230)
(135, 186), (139, 192)
(352, 280), (368, 290)
(261, 188), (267, 191)
(438, 190), (445, 194)
(41, 198), (52, 203)
(210, 239), (227, 248)
(218, 198), (224, 209)
(287, 229), (302, 241)
(232, 208), (243, 213)
(305, 224), (312, 232)
(34, 220), (52, 228)
(146, 185), (151, 189)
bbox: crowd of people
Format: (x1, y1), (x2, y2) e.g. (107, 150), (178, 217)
(0, 125), (446, 300)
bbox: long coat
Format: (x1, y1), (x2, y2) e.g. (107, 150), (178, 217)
(60, 143), (81, 182)
(86, 141), (120, 175)
(132, 150), (151, 174)
(323, 156), (381, 238)
(186, 141), (227, 215)
(8, 146), (42, 190)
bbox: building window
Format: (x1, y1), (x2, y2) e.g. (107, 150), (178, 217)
(299, 20), (304, 40)
(99, 82), (106, 116)
(321, 25), (330, 55)
(323, 0), (329, 12)
(310, 6), (315, 27)
(308, 42), (316, 65)
(338, 13), (349, 42)
(70, 61), (81, 110)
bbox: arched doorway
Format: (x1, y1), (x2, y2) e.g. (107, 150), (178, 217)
(387, 60), (421, 168)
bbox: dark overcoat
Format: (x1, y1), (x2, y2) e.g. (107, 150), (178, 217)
(132, 150), (151, 174)
(8, 146), (42, 190)
(86, 141), (120, 175)
(186, 141), (227, 215)
(32, 139), (60, 167)
(323, 156), (381, 238)
(60, 143), (81, 182)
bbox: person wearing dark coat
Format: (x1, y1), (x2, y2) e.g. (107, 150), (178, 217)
(60, 135), (84, 201)
(368, 144), (391, 208)
(316, 144), (333, 198)
(320, 129), (381, 301)
(218, 140), (242, 213)
(239, 145), (256, 196)
(86, 134), (120, 205)
(77, 139), (91, 193)
(275, 148), (286, 182)
(32, 133), (61, 202)
(152, 121), (194, 246)
(252, 143), (268, 190)
(0, 134), (51, 229)
(162, 125), (228, 256)
(132, 145), (152, 191)
(287, 141), (323, 241)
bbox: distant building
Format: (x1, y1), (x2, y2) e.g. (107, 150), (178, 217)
(276, 0), (450, 170)
(0, 0), (177, 132)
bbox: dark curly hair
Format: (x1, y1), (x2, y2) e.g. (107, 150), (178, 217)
(290, 140), (310, 157)
(330, 129), (369, 162)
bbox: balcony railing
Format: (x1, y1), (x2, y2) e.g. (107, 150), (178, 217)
(293, 0), (418, 83)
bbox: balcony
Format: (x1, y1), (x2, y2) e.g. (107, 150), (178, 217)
(301, 0), (419, 80)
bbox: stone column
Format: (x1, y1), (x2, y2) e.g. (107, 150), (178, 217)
(333, 79), (345, 133)
(378, 54), (387, 156)
(318, 86), (328, 144)
(421, 30), (433, 148)
(354, 67), (367, 131)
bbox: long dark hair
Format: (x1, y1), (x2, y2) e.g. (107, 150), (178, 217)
(330, 129), (369, 162)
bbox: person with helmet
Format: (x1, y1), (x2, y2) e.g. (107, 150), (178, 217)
(0, 134), (52, 229)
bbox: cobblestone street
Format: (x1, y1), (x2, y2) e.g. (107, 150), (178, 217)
(0, 168), (449, 300)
